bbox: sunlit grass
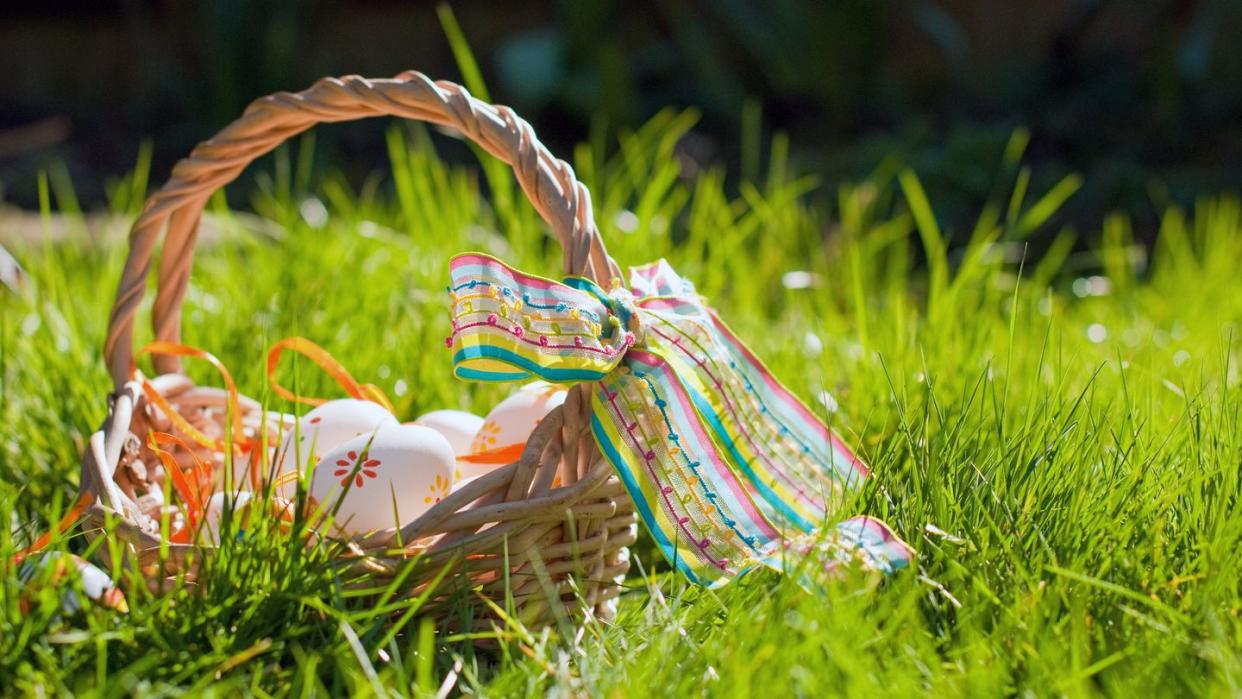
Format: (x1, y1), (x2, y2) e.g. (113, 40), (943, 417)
(1, 112), (1240, 695)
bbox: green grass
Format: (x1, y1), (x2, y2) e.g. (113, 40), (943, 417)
(2, 113), (1241, 696)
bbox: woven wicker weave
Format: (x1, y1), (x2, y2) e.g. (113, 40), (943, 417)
(78, 71), (638, 628)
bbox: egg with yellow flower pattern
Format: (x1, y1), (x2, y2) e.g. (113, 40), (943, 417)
(274, 399), (398, 489)
(457, 381), (568, 482)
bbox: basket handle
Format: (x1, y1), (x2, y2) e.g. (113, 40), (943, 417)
(103, 71), (621, 389)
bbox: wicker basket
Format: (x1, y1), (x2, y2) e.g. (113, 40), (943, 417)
(78, 71), (638, 628)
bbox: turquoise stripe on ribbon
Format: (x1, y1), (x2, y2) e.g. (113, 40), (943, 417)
(451, 345), (610, 383)
(590, 412), (703, 586)
(685, 385), (817, 532)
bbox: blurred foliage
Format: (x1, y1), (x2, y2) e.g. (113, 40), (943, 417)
(2, 0), (1242, 243)
(493, 0), (1242, 242)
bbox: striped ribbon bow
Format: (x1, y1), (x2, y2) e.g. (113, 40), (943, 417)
(447, 253), (912, 587)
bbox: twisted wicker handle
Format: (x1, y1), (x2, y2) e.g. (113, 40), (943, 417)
(104, 71), (621, 388)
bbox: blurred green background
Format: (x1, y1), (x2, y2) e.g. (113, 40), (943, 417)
(2, 0), (1241, 242)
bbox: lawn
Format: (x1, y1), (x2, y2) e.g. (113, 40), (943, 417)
(2, 110), (1240, 695)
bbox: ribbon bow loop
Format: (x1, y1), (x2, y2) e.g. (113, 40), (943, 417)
(447, 253), (634, 383)
(629, 258), (698, 298)
(446, 252), (912, 587)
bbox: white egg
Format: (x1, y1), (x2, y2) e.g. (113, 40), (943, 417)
(309, 424), (455, 536)
(460, 381), (567, 480)
(226, 449), (255, 489)
(201, 491), (253, 544)
(18, 552), (128, 614)
(201, 491), (297, 544)
(274, 399), (398, 487)
(413, 410), (484, 456)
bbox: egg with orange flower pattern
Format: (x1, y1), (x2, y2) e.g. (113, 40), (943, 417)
(309, 424), (454, 536)
(274, 399), (398, 488)
(458, 381), (568, 481)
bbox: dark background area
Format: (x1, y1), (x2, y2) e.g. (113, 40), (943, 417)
(2, 0), (1241, 240)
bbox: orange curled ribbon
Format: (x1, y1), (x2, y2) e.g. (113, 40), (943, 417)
(147, 431), (214, 539)
(135, 341), (248, 454)
(266, 336), (394, 413)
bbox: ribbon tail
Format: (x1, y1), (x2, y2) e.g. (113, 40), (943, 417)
(637, 301), (868, 531)
(758, 515), (916, 583)
(589, 351), (913, 589)
(591, 350), (793, 587)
